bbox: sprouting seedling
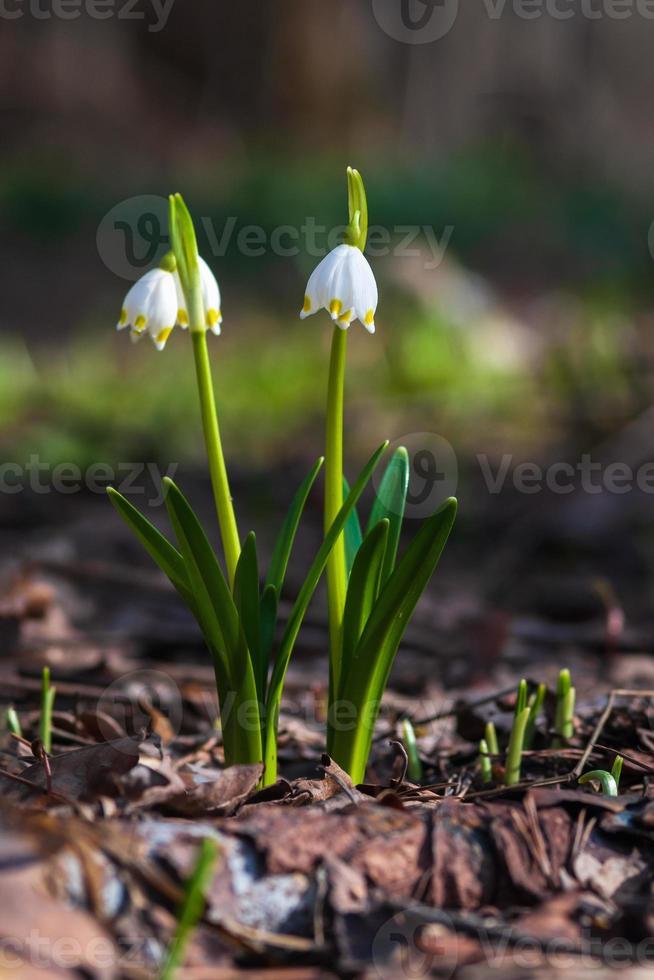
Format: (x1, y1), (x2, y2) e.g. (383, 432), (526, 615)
(579, 769), (618, 797)
(6, 706), (22, 738)
(611, 754), (624, 790)
(504, 680), (530, 786)
(523, 682), (546, 750)
(553, 668), (576, 746)
(484, 720), (499, 757)
(160, 837), (218, 980)
(479, 738), (492, 784)
(39, 666), (55, 754)
(515, 678), (528, 716)
(401, 719), (423, 782)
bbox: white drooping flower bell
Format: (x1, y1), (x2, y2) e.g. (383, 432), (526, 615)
(117, 268), (177, 351)
(175, 256), (222, 335)
(300, 243), (378, 333)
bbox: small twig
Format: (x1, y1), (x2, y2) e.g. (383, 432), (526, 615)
(594, 744), (654, 774)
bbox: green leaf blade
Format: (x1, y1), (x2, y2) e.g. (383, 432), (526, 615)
(331, 496), (457, 783)
(233, 532), (264, 703)
(366, 446), (409, 585)
(262, 441), (388, 785)
(266, 458), (323, 596)
(341, 519), (389, 671)
(342, 476), (363, 576)
(163, 479), (262, 766)
(107, 487), (189, 595)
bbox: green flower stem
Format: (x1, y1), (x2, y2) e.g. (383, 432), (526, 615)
(190, 330), (241, 588)
(325, 325), (348, 696)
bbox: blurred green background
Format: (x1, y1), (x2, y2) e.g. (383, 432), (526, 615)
(1, 1), (654, 482)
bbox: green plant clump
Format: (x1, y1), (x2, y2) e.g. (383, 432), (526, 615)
(109, 172), (456, 785)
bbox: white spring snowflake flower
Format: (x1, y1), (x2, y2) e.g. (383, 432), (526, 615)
(116, 268), (177, 351)
(300, 243), (377, 333)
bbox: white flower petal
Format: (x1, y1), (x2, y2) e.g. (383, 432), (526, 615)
(349, 248), (378, 332)
(299, 244), (377, 333)
(117, 268), (177, 347)
(300, 244), (349, 319)
(199, 256), (222, 331)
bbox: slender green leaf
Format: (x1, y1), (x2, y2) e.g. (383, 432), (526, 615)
(341, 520), (389, 669)
(107, 487), (189, 596)
(160, 837), (218, 980)
(259, 584), (278, 663)
(365, 446), (409, 585)
(331, 497), (457, 783)
(163, 479), (262, 765)
(263, 442), (388, 785)
(266, 458), (323, 595)
(342, 476), (363, 575)
(233, 532), (264, 703)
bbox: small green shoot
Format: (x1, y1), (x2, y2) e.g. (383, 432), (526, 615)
(484, 720), (499, 757)
(579, 770), (618, 797)
(553, 668), (576, 745)
(160, 837), (218, 980)
(6, 706), (22, 738)
(479, 738), (492, 784)
(39, 667), (55, 754)
(401, 719), (423, 782)
(524, 682), (546, 750)
(515, 678), (528, 716)
(504, 704), (530, 786)
(611, 754), (624, 790)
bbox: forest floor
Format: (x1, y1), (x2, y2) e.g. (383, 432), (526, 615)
(2, 472), (654, 979)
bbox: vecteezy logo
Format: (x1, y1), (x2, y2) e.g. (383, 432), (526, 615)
(372, 0), (459, 44)
(372, 433), (458, 520)
(96, 194), (169, 281)
(97, 669), (183, 744)
(372, 907), (458, 978)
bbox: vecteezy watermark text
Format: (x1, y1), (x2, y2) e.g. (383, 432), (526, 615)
(0, 0), (174, 31)
(478, 452), (654, 495)
(97, 195), (454, 280)
(372, 0), (654, 47)
(0, 456), (176, 505)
